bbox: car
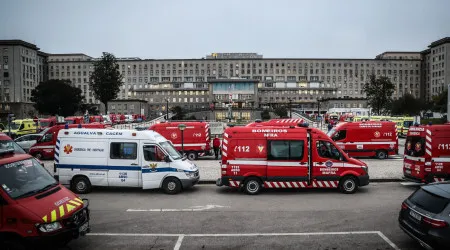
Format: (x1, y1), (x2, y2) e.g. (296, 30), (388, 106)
(14, 133), (43, 152)
(399, 181), (450, 250)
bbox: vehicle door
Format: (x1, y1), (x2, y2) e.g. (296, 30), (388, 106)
(311, 139), (344, 185)
(107, 141), (140, 187)
(14, 135), (28, 149)
(141, 144), (172, 189)
(266, 139), (308, 186)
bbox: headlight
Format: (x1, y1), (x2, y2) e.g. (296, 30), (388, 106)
(362, 166), (368, 174)
(37, 221), (62, 233)
(185, 172), (196, 178)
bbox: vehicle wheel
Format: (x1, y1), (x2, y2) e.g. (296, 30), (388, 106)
(339, 176), (358, 194)
(244, 177), (262, 195)
(187, 152), (197, 161)
(72, 176), (92, 194)
(34, 152), (43, 160)
(162, 177), (182, 194)
(3, 238), (27, 250)
(375, 150), (387, 159)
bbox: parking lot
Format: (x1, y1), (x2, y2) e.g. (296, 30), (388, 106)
(61, 183), (422, 250)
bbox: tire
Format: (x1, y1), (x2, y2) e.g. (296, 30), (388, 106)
(162, 177), (182, 194)
(34, 152), (43, 160)
(244, 177), (262, 195)
(375, 150), (387, 159)
(339, 176), (358, 194)
(187, 152), (197, 161)
(72, 176), (92, 194)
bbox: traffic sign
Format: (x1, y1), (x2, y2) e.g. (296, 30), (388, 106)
(33, 116), (39, 123)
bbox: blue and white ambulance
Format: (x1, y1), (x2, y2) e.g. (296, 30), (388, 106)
(54, 129), (200, 194)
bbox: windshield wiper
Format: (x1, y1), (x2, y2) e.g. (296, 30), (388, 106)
(15, 190), (41, 199)
(39, 182), (58, 192)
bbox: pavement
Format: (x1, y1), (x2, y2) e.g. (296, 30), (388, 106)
(61, 183), (422, 250)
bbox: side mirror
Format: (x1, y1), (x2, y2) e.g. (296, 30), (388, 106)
(164, 155), (171, 163)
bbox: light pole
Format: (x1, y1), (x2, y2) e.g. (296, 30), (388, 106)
(288, 98), (292, 118)
(166, 98), (169, 121)
(178, 123), (186, 156)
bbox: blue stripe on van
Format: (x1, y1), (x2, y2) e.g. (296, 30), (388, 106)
(55, 152), (59, 157)
(56, 145), (59, 150)
(56, 164), (181, 173)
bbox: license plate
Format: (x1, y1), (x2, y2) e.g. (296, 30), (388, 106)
(409, 210), (422, 221)
(405, 170), (411, 175)
(79, 222), (89, 233)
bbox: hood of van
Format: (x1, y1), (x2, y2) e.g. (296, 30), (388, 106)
(348, 157), (367, 167)
(18, 184), (84, 223)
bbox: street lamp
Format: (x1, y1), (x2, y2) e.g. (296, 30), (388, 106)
(288, 98), (292, 118)
(165, 98), (169, 121)
(178, 123), (186, 156)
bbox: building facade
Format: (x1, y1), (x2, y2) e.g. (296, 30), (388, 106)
(1, 37), (448, 120)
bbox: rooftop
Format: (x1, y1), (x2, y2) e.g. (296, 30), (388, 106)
(429, 37), (450, 48)
(0, 39), (39, 50)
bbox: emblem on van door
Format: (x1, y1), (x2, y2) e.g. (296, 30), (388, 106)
(374, 131), (381, 138)
(325, 161), (333, 168)
(63, 144), (73, 154)
(150, 163), (157, 172)
(171, 132), (177, 139)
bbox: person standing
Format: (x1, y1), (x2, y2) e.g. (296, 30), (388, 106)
(213, 136), (221, 160)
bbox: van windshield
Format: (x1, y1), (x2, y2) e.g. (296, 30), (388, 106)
(327, 128), (336, 137)
(160, 141), (181, 160)
(9, 122), (21, 130)
(0, 140), (26, 154)
(0, 158), (57, 199)
(403, 121), (414, 128)
(40, 121), (50, 127)
(405, 136), (425, 157)
(65, 120), (74, 124)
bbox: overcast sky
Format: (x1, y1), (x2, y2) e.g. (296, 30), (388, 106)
(1, 0), (449, 59)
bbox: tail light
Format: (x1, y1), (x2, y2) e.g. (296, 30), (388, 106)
(401, 202), (408, 210)
(422, 217), (448, 228)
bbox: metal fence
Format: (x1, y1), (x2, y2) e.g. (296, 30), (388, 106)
(113, 113), (174, 130)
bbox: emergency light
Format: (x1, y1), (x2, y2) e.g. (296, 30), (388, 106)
(64, 123), (69, 129)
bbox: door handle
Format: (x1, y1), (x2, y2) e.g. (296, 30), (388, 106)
(317, 162), (324, 165)
(131, 163), (138, 166)
(300, 162), (306, 165)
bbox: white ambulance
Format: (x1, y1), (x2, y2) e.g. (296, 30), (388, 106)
(54, 129), (200, 194)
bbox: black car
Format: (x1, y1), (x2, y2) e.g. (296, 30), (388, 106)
(399, 182), (450, 250)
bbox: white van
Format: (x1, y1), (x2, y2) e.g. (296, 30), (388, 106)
(55, 129), (200, 194)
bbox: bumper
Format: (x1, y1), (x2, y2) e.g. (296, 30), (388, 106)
(358, 174), (370, 187)
(26, 203), (90, 247)
(181, 176), (200, 189)
(398, 216), (449, 250)
(216, 176), (245, 187)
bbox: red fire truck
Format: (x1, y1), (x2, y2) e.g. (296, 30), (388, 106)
(64, 116), (84, 125)
(29, 123), (107, 160)
(149, 121), (212, 161)
(328, 121), (398, 159)
(246, 118), (304, 127)
(403, 124), (450, 183)
(0, 150), (90, 248)
(39, 116), (57, 131)
(216, 125), (369, 194)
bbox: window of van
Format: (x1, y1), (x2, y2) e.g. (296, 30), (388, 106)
(332, 130), (346, 141)
(19, 124), (24, 130)
(39, 133), (53, 143)
(316, 140), (342, 161)
(268, 140), (304, 160)
(405, 136), (425, 157)
(110, 142), (137, 159)
(143, 145), (167, 161)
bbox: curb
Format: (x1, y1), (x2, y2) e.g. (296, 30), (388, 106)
(198, 178), (403, 185)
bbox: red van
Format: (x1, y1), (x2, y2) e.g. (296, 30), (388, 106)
(149, 121), (212, 161)
(29, 124), (107, 159)
(39, 116), (57, 131)
(89, 115), (104, 123)
(403, 124), (450, 183)
(64, 116), (84, 125)
(246, 118), (304, 127)
(0, 150), (90, 249)
(216, 125), (369, 194)
(328, 121), (398, 159)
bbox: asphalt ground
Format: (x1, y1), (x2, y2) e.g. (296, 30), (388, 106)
(60, 183), (423, 250)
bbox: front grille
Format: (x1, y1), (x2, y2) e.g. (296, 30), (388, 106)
(194, 171), (199, 177)
(63, 208), (88, 228)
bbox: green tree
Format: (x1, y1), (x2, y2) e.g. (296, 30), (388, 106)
(431, 89), (448, 113)
(260, 109), (271, 120)
(363, 74), (395, 115)
(390, 93), (428, 116)
(89, 52), (123, 114)
(31, 79), (83, 116)
(170, 106), (184, 120)
(274, 106), (288, 118)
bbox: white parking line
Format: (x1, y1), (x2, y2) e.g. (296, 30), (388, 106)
(126, 205), (229, 212)
(89, 231), (400, 250)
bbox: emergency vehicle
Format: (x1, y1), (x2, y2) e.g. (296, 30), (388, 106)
(339, 113), (354, 122)
(216, 125), (369, 194)
(4, 119), (38, 139)
(39, 116), (57, 131)
(149, 121), (212, 161)
(0, 149), (90, 249)
(327, 121), (398, 159)
(29, 123), (107, 160)
(65, 116), (84, 125)
(55, 129), (199, 194)
(89, 115), (104, 123)
(246, 119), (304, 127)
(403, 124), (450, 183)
